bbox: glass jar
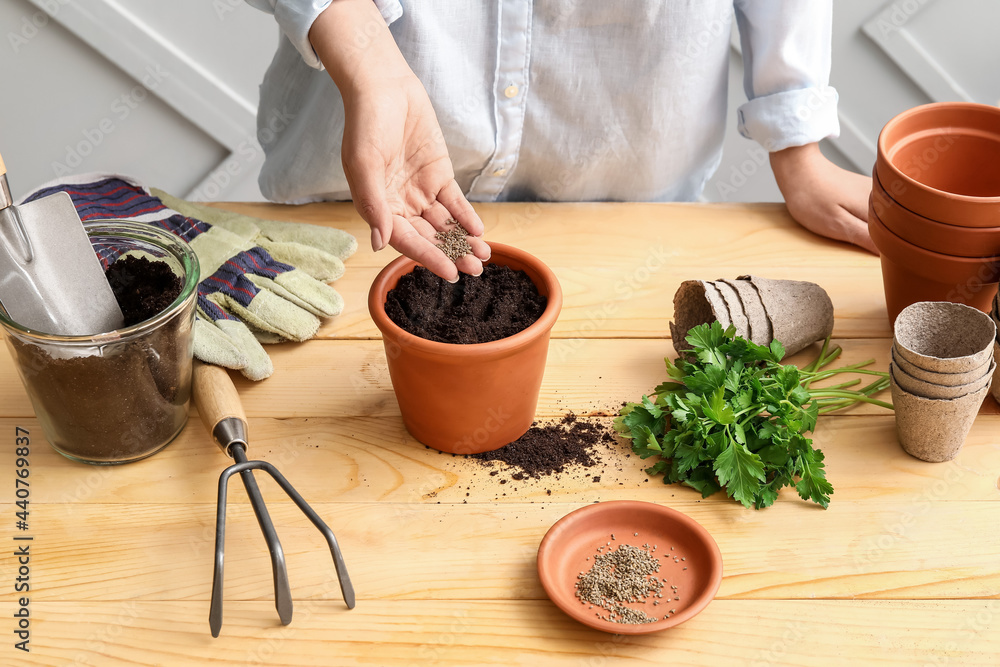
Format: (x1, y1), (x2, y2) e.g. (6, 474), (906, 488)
(0, 221), (199, 464)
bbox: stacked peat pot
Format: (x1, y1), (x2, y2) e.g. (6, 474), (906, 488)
(890, 302), (996, 462)
(670, 276), (833, 356)
(869, 102), (1000, 323)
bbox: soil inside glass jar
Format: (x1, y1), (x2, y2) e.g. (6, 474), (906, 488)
(384, 264), (547, 344)
(107, 255), (182, 326)
(9, 256), (188, 463)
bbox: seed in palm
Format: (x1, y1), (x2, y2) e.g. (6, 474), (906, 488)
(434, 219), (473, 261)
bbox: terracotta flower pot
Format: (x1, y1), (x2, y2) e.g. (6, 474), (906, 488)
(368, 243), (563, 454)
(876, 102), (1000, 226)
(872, 171), (1000, 257)
(868, 202), (1000, 323)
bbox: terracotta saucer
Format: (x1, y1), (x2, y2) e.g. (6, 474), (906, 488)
(536, 501), (722, 634)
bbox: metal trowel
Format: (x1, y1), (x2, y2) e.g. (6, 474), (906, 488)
(0, 151), (123, 335)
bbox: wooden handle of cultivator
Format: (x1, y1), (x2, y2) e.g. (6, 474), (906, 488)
(0, 150), (6, 177)
(192, 360), (250, 457)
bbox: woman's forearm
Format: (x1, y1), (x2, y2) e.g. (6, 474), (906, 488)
(308, 0), (412, 99)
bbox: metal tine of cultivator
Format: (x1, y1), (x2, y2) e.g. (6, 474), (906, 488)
(210, 446), (355, 638)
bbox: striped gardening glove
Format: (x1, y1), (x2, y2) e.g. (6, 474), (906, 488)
(22, 174), (356, 380)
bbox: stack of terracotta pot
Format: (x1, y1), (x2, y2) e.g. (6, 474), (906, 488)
(869, 102), (1000, 324)
(889, 301), (995, 462)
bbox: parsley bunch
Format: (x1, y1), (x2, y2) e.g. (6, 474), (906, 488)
(614, 322), (892, 509)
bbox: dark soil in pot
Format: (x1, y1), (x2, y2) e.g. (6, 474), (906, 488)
(385, 264), (547, 344)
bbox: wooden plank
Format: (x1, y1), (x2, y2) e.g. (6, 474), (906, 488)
(10, 500), (1000, 602)
(9, 413), (1000, 505)
(211, 201), (891, 338)
(0, 337), (904, 420)
(12, 600), (1000, 666)
(212, 201), (877, 269)
(323, 263), (890, 340)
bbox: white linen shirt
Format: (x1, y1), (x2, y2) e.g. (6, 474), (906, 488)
(246, 0), (840, 204)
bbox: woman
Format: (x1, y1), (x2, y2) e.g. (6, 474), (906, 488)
(248, 0), (876, 281)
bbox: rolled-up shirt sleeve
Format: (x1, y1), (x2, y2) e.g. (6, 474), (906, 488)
(733, 0), (840, 151)
(245, 0), (403, 69)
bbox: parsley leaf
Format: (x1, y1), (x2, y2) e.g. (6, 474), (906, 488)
(714, 442), (766, 507)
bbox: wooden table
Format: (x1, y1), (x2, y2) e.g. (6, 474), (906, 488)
(2, 203), (999, 666)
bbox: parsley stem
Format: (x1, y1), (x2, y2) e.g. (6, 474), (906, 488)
(802, 337), (831, 373)
(808, 391), (894, 410)
(801, 359), (886, 389)
(815, 344), (843, 371)
(802, 359), (881, 377)
(806, 366), (885, 380)
(819, 379), (861, 390)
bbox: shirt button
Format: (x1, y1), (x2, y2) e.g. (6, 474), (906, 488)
(504, 85), (519, 98)
(492, 168), (507, 177)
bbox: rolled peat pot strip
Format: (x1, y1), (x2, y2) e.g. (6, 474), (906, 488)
(712, 280), (750, 340)
(890, 368), (990, 463)
(671, 277), (831, 356)
(890, 345), (993, 387)
(868, 204), (1000, 323)
(701, 282), (732, 329)
(737, 275), (834, 356)
(893, 301), (996, 374)
(876, 102), (1000, 227)
(368, 243), (562, 454)
(721, 279), (771, 346)
(890, 358), (994, 400)
(872, 171), (1000, 257)
(671, 280), (728, 355)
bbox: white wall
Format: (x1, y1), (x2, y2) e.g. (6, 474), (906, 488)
(0, 0), (277, 201)
(1, 0), (997, 203)
(705, 0), (1000, 202)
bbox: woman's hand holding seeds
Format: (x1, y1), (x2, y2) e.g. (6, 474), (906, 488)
(310, 0), (490, 282)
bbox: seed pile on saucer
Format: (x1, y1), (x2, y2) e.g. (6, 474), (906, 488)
(575, 535), (682, 624)
(670, 275), (834, 357)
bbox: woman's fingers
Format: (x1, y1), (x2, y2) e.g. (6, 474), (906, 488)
(437, 180), (485, 237)
(421, 201), (491, 263)
(344, 157), (394, 251)
(420, 201), (458, 229)
(834, 207), (879, 256)
(390, 216), (460, 281)
(454, 253), (485, 276)
(466, 235), (491, 261)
